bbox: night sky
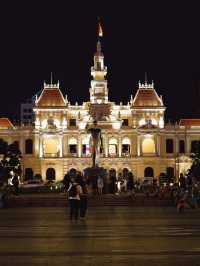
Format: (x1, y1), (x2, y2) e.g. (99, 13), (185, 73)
(0, 1), (200, 121)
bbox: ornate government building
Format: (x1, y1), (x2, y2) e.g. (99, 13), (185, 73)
(0, 30), (199, 182)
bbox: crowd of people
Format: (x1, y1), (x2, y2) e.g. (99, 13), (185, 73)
(1, 166), (200, 216)
(171, 174), (200, 212)
(63, 168), (135, 220)
(63, 168), (200, 219)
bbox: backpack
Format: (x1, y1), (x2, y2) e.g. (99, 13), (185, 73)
(68, 184), (78, 197)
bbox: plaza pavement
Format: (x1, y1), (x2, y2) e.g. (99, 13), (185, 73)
(0, 207), (200, 266)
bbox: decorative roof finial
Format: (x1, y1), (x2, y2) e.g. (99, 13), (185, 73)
(50, 72), (53, 85)
(97, 40), (102, 54)
(96, 18), (103, 54)
(145, 72), (148, 85)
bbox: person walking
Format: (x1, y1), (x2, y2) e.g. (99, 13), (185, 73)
(68, 177), (82, 220)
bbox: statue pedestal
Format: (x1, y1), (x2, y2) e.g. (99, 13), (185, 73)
(84, 166), (107, 194)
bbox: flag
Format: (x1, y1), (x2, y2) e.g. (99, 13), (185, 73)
(98, 21), (103, 37)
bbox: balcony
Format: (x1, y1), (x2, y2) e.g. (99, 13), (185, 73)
(121, 152), (131, 157)
(43, 152), (60, 158)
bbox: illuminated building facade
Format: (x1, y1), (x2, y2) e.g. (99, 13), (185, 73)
(0, 29), (199, 182)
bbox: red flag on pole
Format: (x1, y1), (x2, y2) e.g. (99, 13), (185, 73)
(98, 21), (103, 37)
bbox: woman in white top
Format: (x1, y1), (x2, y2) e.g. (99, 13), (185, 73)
(97, 177), (104, 195)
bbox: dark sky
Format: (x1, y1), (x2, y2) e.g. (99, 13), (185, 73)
(0, 1), (200, 121)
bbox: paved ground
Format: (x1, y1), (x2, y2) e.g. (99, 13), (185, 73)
(0, 207), (200, 266)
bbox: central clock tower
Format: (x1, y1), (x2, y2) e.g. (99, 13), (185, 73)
(90, 35), (108, 104)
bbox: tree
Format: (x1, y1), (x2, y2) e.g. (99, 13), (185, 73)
(189, 141), (200, 181)
(0, 141), (22, 185)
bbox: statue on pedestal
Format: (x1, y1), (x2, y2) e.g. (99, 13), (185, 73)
(87, 120), (103, 167)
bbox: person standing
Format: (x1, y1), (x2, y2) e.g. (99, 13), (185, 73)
(68, 177), (82, 220)
(12, 174), (19, 195)
(79, 177), (88, 220)
(97, 177), (104, 195)
(127, 172), (134, 194)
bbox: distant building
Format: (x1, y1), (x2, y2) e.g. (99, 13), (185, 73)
(20, 97), (35, 125)
(0, 25), (199, 182)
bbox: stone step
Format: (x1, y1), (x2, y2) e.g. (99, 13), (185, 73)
(6, 194), (173, 208)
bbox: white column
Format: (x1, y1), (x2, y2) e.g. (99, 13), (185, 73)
(39, 135), (43, 158)
(157, 134), (160, 156)
(137, 135), (141, 156)
(62, 135), (65, 157)
(104, 133), (108, 157)
(66, 136), (69, 156)
(118, 136), (122, 157)
(59, 135), (63, 157)
(78, 135), (82, 157)
(20, 136), (24, 155)
(175, 136), (179, 155)
(186, 136), (190, 154)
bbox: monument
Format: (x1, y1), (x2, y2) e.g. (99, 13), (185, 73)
(84, 120), (107, 192)
(87, 120), (103, 167)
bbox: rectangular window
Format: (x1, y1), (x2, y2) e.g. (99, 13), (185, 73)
(69, 144), (77, 154)
(69, 119), (76, 127)
(96, 61), (101, 70)
(179, 140), (185, 153)
(82, 144), (90, 156)
(122, 144), (130, 156)
(122, 119), (129, 126)
(109, 144), (117, 156)
(166, 139), (174, 153)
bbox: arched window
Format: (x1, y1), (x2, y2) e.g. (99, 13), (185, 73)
(24, 168), (33, 181)
(13, 141), (19, 150)
(108, 168), (117, 193)
(108, 138), (118, 156)
(166, 139), (174, 153)
(142, 137), (155, 154)
(166, 167), (174, 179)
(68, 138), (77, 156)
(0, 139), (8, 154)
(122, 137), (131, 156)
(46, 168), (56, 181)
(122, 168), (129, 178)
(25, 139), (33, 154)
(144, 167), (154, 177)
(43, 137), (59, 157)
